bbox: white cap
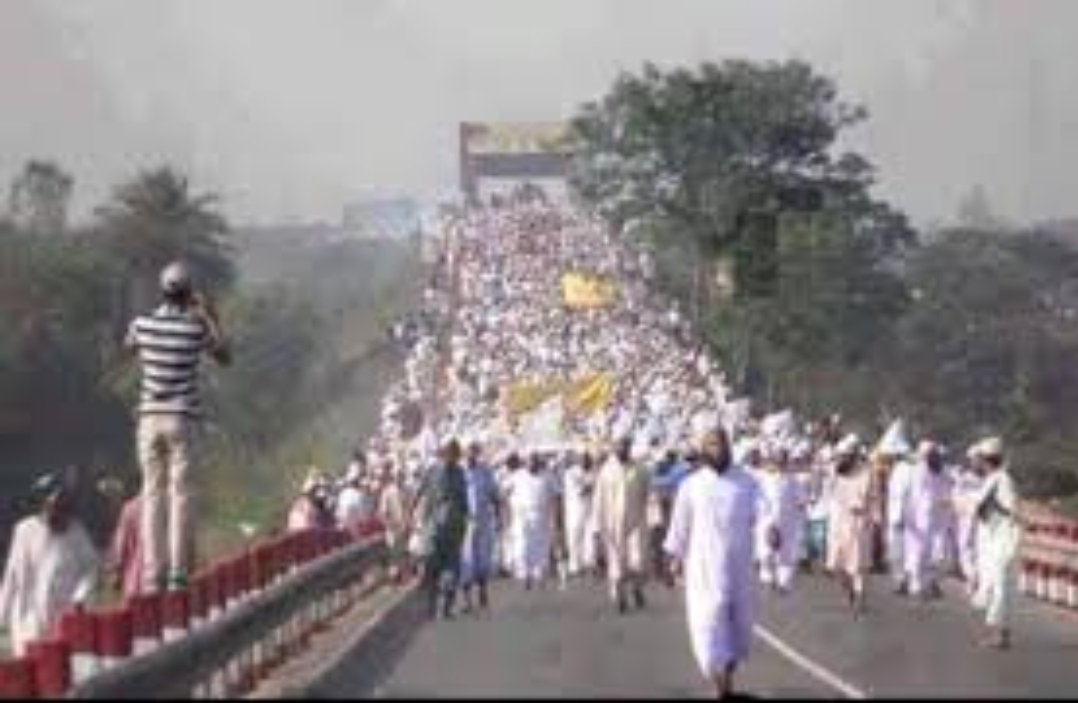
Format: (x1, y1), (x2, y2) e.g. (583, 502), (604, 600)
(876, 419), (912, 457)
(160, 261), (192, 294)
(836, 433), (861, 456)
(973, 436), (1004, 459)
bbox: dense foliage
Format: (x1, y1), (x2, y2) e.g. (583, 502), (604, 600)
(570, 59), (1078, 507)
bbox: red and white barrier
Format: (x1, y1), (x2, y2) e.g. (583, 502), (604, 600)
(26, 638), (70, 698)
(1019, 559), (1034, 596)
(161, 590), (189, 643)
(94, 607), (132, 671)
(1068, 569), (1078, 609)
(127, 594), (161, 656)
(56, 606), (98, 685)
(0, 657), (36, 698)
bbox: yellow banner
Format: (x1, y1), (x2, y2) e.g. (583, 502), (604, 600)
(504, 372), (615, 419)
(564, 373), (615, 416)
(562, 272), (616, 309)
(504, 379), (561, 417)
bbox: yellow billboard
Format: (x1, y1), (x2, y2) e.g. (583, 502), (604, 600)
(463, 121), (570, 155)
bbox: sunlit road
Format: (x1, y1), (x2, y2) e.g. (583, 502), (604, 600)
(301, 571), (1078, 699)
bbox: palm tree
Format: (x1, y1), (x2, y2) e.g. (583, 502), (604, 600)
(96, 166), (235, 319)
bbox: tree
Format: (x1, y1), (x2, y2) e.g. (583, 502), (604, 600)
(95, 167), (234, 322)
(568, 59), (913, 398)
(882, 228), (1078, 497)
(568, 59), (912, 312)
(8, 160), (73, 235)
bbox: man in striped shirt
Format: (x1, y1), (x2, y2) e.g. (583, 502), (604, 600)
(125, 261), (231, 593)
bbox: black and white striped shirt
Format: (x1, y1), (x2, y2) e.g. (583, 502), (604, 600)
(126, 304), (212, 417)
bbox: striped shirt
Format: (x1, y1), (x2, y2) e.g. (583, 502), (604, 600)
(126, 304), (212, 417)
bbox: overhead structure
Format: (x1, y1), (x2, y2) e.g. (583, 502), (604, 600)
(458, 121), (573, 204)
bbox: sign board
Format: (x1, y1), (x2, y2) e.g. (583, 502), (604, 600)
(459, 121), (574, 202)
(462, 122), (570, 155)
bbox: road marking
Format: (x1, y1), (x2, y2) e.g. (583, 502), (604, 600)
(754, 624), (868, 700)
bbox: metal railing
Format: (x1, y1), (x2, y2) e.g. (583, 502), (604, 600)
(0, 522), (390, 699)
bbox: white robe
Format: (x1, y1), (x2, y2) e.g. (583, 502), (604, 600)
(901, 462), (950, 595)
(886, 460), (913, 582)
(664, 467), (760, 678)
(0, 516), (99, 656)
(562, 464), (595, 574)
(971, 469), (1021, 627)
(591, 456), (650, 591)
(508, 471), (555, 582)
(755, 472), (806, 589)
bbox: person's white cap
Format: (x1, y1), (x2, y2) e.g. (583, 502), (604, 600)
(160, 261), (192, 294)
(975, 436), (1004, 459)
(836, 433), (861, 456)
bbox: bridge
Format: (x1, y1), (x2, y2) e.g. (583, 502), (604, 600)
(0, 521), (1067, 699)
(5, 194), (1078, 700)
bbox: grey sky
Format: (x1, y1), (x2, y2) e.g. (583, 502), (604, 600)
(1, 0), (1075, 226)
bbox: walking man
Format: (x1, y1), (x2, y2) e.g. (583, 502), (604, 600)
(664, 423), (759, 699)
(126, 261), (230, 593)
(411, 439), (469, 619)
(592, 436), (650, 613)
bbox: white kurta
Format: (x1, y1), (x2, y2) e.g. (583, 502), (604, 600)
(562, 464), (595, 574)
(886, 460), (913, 582)
(902, 462), (950, 595)
(664, 467), (760, 678)
(508, 470), (555, 581)
(0, 516), (99, 657)
(591, 456), (650, 589)
(971, 469), (1021, 627)
(755, 471), (806, 589)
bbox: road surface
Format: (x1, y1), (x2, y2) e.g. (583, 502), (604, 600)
(304, 573), (1078, 699)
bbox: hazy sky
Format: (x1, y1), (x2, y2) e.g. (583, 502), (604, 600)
(2, 0), (1077, 226)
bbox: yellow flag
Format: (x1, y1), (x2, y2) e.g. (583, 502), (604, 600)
(564, 373), (615, 416)
(562, 272), (616, 309)
(504, 379), (562, 417)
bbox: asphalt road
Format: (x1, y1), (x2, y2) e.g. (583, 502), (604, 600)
(309, 572), (1078, 699)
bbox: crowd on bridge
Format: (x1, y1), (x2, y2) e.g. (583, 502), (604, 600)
(0, 194), (1026, 699)
(281, 195), (1027, 696)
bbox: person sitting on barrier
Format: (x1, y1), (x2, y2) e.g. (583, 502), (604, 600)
(336, 460), (371, 538)
(288, 471), (333, 532)
(0, 473), (100, 656)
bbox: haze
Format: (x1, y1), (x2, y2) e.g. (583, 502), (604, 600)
(1, 0), (1075, 227)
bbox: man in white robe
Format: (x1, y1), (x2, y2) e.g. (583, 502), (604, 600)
(953, 456), (985, 592)
(886, 452), (915, 595)
(876, 419), (912, 592)
(592, 436), (650, 613)
(0, 475), (99, 657)
(507, 453), (557, 589)
(901, 442), (950, 600)
(755, 448), (806, 593)
(665, 423), (759, 699)
(562, 451), (596, 578)
(969, 437), (1023, 650)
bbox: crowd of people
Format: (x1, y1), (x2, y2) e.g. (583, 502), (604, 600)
(275, 196), (1027, 697)
(0, 194), (1027, 700)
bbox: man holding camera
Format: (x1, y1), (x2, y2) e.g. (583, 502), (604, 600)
(125, 261), (231, 593)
